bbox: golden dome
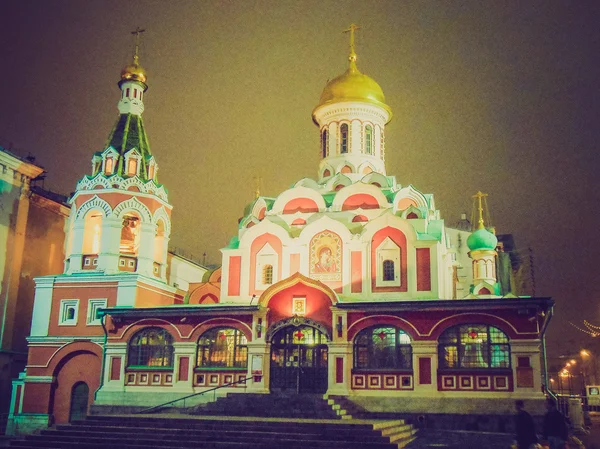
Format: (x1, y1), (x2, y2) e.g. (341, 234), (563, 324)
(318, 65), (388, 108)
(120, 59), (147, 84)
(313, 56), (392, 122)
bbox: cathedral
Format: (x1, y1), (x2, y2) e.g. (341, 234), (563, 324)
(7, 27), (552, 434)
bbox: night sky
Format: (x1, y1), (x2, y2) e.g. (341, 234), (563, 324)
(1, 1), (599, 359)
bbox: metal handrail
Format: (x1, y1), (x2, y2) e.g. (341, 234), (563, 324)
(134, 375), (254, 414)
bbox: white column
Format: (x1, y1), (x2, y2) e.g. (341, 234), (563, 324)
(137, 222), (157, 277)
(326, 342), (352, 395)
(98, 217), (122, 274)
(411, 340), (438, 394)
(246, 342), (270, 393)
(68, 221), (85, 273)
(101, 343), (128, 392)
(173, 342), (196, 393)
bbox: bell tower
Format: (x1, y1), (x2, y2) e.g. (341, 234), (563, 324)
(64, 30), (172, 281)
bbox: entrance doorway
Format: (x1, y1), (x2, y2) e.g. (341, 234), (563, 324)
(69, 382), (89, 422)
(270, 325), (328, 393)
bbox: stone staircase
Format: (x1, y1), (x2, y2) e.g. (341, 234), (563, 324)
(6, 392), (418, 448)
(190, 392), (339, 419)
(7, 414), (415, 448)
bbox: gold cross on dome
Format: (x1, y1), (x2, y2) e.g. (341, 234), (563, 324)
(343, 23), (361, 61)
(130, 27), (146, 63)
(472, 191), (488, 230)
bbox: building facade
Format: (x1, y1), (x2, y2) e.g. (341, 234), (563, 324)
(0, 148), (70, 421)
(7, 29), (552, 435)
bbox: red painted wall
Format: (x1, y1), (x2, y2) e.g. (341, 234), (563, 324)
(416, 248), (431, 291)
(266, 283), (333, 331)
(419, 357), (432, 384)
(371, 227), (408, 292)
(341, 194), (379, 211)
(48, 283), (118, 336)
(228, 256), (241, 296)
(283, 198), (319, 214)
(52, 351), (101, 424)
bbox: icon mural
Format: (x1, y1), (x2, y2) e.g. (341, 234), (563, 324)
(309, 231), (342, 282)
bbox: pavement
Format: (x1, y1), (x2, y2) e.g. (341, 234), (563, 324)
(404, 415), (600, 449)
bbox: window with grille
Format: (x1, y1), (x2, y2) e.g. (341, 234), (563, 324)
(383, 260), (395, 281)
(321, 129), (328, 158)
(127, 327), (174, 368)
(263, 265), (273, 285)
(340, 124), (348, 153)
(365, 125), (373, 154)
(197, 328), (248, 368)
(438, 324), (510, 369)
(354, 326), (412, 370)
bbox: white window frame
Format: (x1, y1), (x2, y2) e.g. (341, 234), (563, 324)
(87, 298), (107, 326)
(59, 299), (79, 326)
(255, 243), (278, 291)
(375, 237), (401, 287)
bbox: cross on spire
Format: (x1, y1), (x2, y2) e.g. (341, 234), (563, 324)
(131, 27), (146, 64)
(343, 23), (361, 67)
(472, 191), (488, 230)
(254, 175), (262, 199)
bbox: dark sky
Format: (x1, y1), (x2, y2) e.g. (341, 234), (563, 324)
(1, 1), (599, 358)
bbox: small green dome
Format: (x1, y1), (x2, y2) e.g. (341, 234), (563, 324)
(467, 228), (498, 251)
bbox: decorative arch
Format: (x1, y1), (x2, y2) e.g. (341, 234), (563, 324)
(428, 313), (520, 340)
(283, 198), (319, 214)
(360, 172), (389, 188)
(188, 318), (253, 341)
(266, 315), (332, 342)
(393, 185), (428, 214)
(340, 165), (353, 174)
(347, 315), (420, 341)
(332, 183), (388, 212)
(371, 227), (407, 292)
(112, 197), (152, 222)
(271, 186), (326, 215)
(258, 272), (338, 308)
(199, 293), (218, 304)
(401, 205), (423, 219)
(47, 341), (103, 374)
(342, 193), (380, 211)
(119, 177), (146, 193)
(75, 195), (112, 219)
(352, 215), (368, 223)
(153, 206), (172, 236)
(118, 319), (184, 341)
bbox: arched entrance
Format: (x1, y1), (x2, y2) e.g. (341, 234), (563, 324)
(69, 382), (89, 422)
(270, 324), (328, 393)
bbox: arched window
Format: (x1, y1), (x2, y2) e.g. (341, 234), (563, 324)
(82, 210), (102, 255)
(120, 213), (141, 256)
(105, 157), (114, 175)
(383, 260), (395, 281)
(127, 158), (138, 176)
(438, 325), (510, 369)
(340, 124), (348, 154)
(321, 129), (328, 158)
(365, 125), (373, 154)
(128, 327), (174, 368)
(197, 327), (248, 368)
(354, 326), (412, 369)
(263, 264), (273, 285)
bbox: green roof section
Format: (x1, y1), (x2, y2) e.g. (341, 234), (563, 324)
(104, 113), (152, 181)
